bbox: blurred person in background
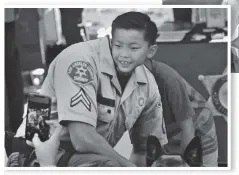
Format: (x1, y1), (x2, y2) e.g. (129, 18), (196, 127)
(59, 8), (85, 46)
(5, 8), (24, 134)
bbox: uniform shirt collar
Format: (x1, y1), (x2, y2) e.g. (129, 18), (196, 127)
(134, 65), (148, 84)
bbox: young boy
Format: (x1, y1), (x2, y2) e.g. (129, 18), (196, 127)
(25, 11), (168, 167)
(144, 59), (218, 167)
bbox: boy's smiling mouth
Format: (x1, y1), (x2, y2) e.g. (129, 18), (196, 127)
(119, 61), (131, 65)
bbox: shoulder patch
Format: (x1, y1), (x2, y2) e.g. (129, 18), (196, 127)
(67, 61), (94, 86)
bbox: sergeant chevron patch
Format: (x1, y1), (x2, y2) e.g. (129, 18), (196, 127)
(70, 88), (91, 111)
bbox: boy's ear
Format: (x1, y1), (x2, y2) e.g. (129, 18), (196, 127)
(182, 136), (202, 167)
(147, 44), (158, 59)
(146, 135), (164, 167)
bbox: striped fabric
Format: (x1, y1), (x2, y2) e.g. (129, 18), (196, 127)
(184, 80), (218, 161)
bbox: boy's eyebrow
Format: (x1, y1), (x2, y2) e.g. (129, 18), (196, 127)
(113, 40), (141, 45)
(115, 41), (140, 45)
(129, 42), (140, 45)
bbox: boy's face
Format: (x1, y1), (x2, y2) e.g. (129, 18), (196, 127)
(111, 28), (152, 75)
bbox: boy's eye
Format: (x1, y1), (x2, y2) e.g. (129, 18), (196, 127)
(131, 47), (139, 50)
(114, 44), (121, 48)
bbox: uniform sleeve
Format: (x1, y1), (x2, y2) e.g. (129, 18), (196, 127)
(40, 59), (57, 102)
(51, 44), (99, 128)
(166, 78), (195, 123)
(129, 90), (168, 152)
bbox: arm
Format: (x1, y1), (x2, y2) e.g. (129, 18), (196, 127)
(178, 117), (195, 153)
(68, 121), (135, 167)
(129, 91), (168, 167)
(167, 78), (196, 153)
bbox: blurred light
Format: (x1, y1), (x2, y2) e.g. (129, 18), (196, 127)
(85, 21), (93, 28)
(80, 29), (87, 41)
(31, 68), (44, 76)
(33, 78), (40, 86)
(30, 68), (45, 86)
(97, 27), (112, 38)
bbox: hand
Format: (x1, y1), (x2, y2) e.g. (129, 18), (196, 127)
(32, 120), (62, 166)
(26, 119), (68, 147)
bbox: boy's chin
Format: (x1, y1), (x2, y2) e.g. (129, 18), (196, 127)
(117, 68), (133, 76)
(116, 66), (133, 75)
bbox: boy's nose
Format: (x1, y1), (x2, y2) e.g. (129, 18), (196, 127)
(119, 49), (130, 58)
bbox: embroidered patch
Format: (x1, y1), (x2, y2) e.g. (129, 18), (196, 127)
(67, 61), (94, 86)
(138, 97), (145, 107)
(70, 88), (91, 111)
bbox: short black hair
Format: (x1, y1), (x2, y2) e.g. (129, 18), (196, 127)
(111, 11), (158, 45)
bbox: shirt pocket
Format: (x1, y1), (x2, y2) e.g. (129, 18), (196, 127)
(97, 104), (115, 123)
(96, 96), (115, 138)
(97, 95), (115, 123)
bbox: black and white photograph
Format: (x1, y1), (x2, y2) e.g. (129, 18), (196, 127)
(4, 7), (229, 169)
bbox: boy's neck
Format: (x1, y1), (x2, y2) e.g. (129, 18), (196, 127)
(116, 68), (131, 93)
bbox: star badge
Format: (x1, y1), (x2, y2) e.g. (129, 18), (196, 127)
(232, 37), (239, 72)
(198, 69), (227, 122)
(232, 36), (239, 52)
(231, 22), (239, 57)
(76, 66), (87, 77)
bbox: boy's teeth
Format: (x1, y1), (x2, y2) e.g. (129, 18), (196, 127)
(120, 61), (129, 65)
